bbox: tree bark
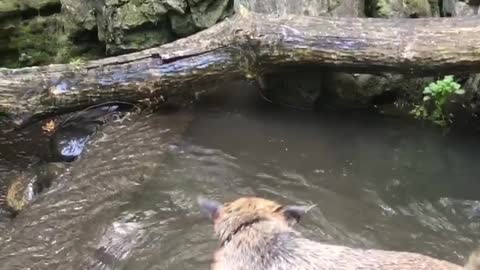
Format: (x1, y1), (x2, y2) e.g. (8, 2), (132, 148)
(1, 6), (480, 124)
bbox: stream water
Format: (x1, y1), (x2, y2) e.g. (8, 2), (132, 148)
(1, 85), (480, 269)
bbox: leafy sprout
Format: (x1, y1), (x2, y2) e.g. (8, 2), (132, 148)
(411, 75), (465, 127)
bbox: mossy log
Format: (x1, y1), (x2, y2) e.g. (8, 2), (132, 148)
(1, 6), (480, 125)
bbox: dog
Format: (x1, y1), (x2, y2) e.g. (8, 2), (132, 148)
(198, 196), (480, 270)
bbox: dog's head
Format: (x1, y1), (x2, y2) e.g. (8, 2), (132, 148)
(198, 196), (314, 243)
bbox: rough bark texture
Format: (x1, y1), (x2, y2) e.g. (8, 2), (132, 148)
(1, 7), (480, 124)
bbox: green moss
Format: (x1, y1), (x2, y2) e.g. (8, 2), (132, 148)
(190, 0), (230, 29)
(5, 14), (103, 67)
(405, 0), (431, 16)
(377, 0), (394, 17)
(374, 0), (431, 18)
(0, 0), (21, 14)
(0, 0), (60, 15)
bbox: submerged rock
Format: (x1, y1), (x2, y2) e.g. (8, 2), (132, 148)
(49, 104), (130, 162)
(0, 112), (193, 269)
(5, 173), (35, 213)
(4, 162), (66, 213)
(50, 123), (98, 162)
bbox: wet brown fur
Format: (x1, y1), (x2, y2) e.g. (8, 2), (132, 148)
(200, 196), (480, 270)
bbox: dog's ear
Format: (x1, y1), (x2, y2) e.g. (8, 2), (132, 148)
(197, 196), (223, 220)
(282, 204), (316, 223)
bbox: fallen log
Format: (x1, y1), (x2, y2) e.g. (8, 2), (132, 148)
(1, 5), (480, 124)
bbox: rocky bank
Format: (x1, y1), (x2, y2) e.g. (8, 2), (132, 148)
(0, 0), (234, 67)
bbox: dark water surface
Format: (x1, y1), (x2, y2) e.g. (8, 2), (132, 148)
(1, 95), (480, 269)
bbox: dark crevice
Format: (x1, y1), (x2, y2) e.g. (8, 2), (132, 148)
(370, 89), (400, 106)
(39, 3), (62, 17)
(18, 3), (62, 21)
(364, 0), (376, 18)
(71, 28), (107, 59)
(439, 0), (453, 17)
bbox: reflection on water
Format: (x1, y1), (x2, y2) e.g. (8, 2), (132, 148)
(1, 97), (480, 269)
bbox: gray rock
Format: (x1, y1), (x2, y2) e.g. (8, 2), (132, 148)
(466, 0), (480, 5)
(238, 0), (365, 111)
(259, 67), (324, 110)
(320, 72), (435, 110)
(0, 0), (60, 17)
(170, 12), (198, 37)
(162, 0), (187, 13)
(3, 162), (66, 214)
(442, 0), (456, 16)
(190, 0), (230, 29)
(454, 1), (478, 16)
(428, 0), (441, 16)
(331, 0), (365, 17)
(102, 0), (174, 54)
(2, 0), (234, 65)
(369, 0), (432, 18)
(60, 0), (97, 30)
(236, 0), (330, 16)
(236, 0), (364, 17)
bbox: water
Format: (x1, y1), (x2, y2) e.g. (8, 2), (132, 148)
(1, 90), (480, 269)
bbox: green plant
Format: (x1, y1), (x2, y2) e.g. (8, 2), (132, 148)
(411, 75), (465, 127)
(69, 57), (86, 70)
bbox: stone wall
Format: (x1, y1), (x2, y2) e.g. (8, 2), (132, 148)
(0, 0), (233, 67)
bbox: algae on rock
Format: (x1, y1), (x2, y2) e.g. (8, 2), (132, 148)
(0, 0), (60, 17)
(235, 0), (364, 17)
(371, 0), (432, 18)
(1, 0), (234, 67)
(189, 0), (231, 28)
(4, 14), (103, 67)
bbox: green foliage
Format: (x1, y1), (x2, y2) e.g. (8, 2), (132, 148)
(69, 57), (86, 70)
(6, 15), (102, 68)
(411, 75), (465, 127)
(9, 16), (74, 66)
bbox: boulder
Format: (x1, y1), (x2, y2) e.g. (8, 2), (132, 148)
(316, 72), (437, 114)
(236, 0), (364, 17)
(98, 0), (232, 54)
(260, 67), (324, 110)
(0, 0), (60, 17)
(454, 1), (479, 16)
(4, 162), (67, 214)
(331, 0), (365, 17)
(5, 173), (35, 213)
(243, 0), (365, 109)
(49, 104), (130, 162)
(1, 11), (103, 67)
(60, 0), (97, 31)
(1, 0), (234, 67)
(189, 0), (231, 28)
(170, 12), (198, 36)
(369, 0), (433, 18)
